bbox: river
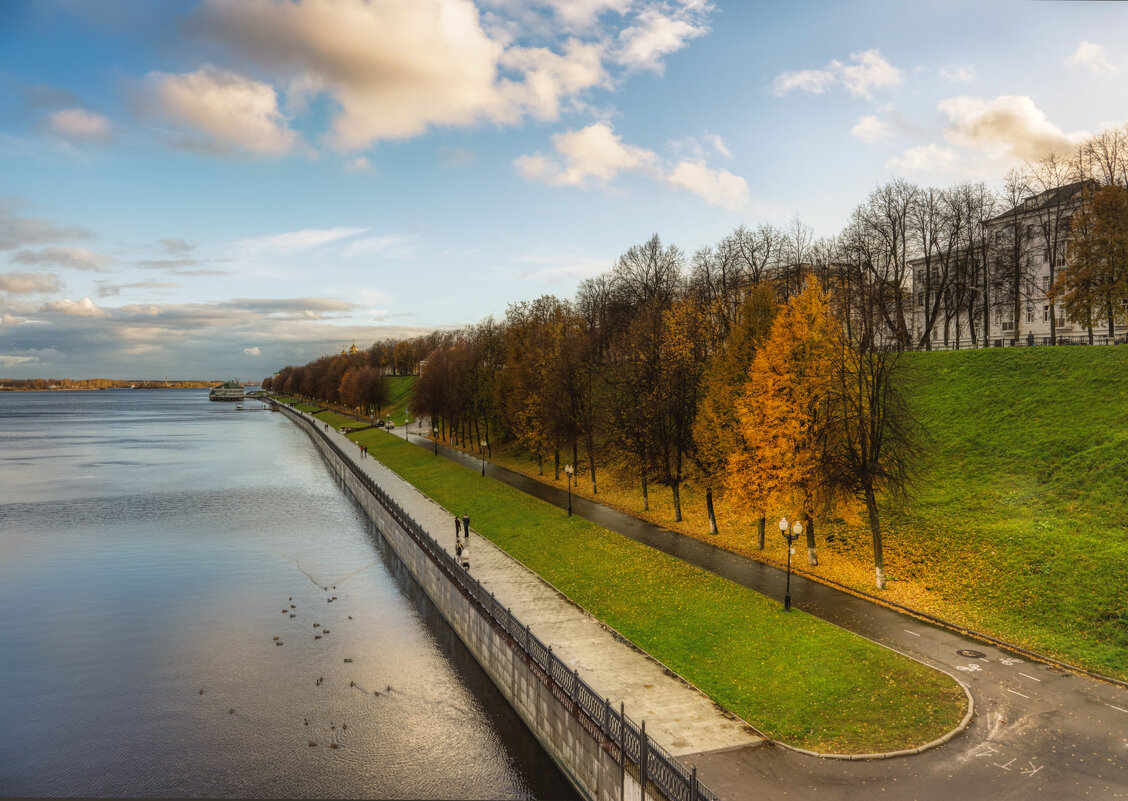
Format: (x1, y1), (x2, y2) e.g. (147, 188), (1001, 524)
(0, 389), (576, 799)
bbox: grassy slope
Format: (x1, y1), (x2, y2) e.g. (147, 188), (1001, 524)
(340, 425), (966, 754)
(884, 347), (1128, 676)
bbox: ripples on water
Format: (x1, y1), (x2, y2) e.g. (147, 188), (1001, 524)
(0, 390), (576, 799)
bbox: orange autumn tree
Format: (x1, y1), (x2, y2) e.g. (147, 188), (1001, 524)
(725, 281), (836, 566)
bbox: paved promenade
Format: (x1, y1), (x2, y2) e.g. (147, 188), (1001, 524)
(298, 411), (764, 764)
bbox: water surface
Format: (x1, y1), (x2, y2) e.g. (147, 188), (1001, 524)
(0, 389), (576, 799)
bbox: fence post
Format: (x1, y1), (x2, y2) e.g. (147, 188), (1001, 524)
(572, 667), (579, 702)
(690, 765), (698, 801)
(640, 720), (648, 801)
(619, 702), (626, 801)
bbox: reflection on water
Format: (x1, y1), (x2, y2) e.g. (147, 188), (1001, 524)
(0, 390), (577, 799)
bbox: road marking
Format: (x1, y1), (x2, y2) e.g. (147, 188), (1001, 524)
(1106, 704), (1128, 714)
(1017, 672), (1042, 682)
(1006, 688), (1030, 699)
(903, 629), (920, 636)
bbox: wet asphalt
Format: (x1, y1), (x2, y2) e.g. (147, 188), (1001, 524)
(399, 427), (1128, 800)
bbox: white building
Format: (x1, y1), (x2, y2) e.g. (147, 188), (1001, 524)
(910, 180), (1126, 347)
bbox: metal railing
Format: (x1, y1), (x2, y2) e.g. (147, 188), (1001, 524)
(903, 333), (1128, 351)
(284, 404), (718, 801)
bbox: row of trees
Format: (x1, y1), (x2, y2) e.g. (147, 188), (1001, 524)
(268, 125), (1128, 588)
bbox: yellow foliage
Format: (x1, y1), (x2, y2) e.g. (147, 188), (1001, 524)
(724, 283), (836, 518)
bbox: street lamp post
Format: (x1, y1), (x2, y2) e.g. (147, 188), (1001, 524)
(564, 464), (575, 515)
(480, 440), (487, 476)
(432, 426), (439, 455)
(778, 517), (803, 612)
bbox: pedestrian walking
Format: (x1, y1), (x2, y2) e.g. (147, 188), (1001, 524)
(455, 516), (462, 537)
(462, 515), (470, 539)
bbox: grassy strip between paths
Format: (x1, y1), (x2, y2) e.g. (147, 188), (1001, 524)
(336, 421), (967, 755)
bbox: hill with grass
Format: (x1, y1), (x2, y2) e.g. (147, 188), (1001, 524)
(880, 346), (1128, 677)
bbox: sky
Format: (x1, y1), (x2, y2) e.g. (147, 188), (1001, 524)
(1, 0), (1126, 379)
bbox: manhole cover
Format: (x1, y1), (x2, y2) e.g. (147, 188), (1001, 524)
(958, 649), (986, 659)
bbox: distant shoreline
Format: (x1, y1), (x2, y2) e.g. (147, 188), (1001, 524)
(0, 382), (241, 392)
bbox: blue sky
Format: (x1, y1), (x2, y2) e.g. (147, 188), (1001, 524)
(2, 0), (1126, 379)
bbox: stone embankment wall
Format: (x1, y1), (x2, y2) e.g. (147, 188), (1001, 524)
(279, 405), (699, 801)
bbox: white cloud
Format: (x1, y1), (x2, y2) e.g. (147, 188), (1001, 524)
(0, 353), (36, 362)
(144, 65), (296, 155)
(940, 64), (975, 84)
(0, 204), (92, 251)
(515, 121), (657, 186)
(615, 7), (707, 73)
(1, 316), (31, 329)
(13, 246), (116, 272)
(345, 156), (372, 173)
(773, 49), (901, 100)
(1066, 41), (1118, 76)
(703, 133), (730, 158)
(40, 297), (108, 317)
(236, 226), (367, 254)
(194, 0), (611, 150)
(439, 146), (477, 167)
(516, 121), (749, 209)
(543, 0), (633, 30)
(342, 235), (417, 259)
(885, 143), (962, 174)
(664, 160), (748, 210)
(243, 346), (261, 355)
(0, 272), (62, 294)
(667, 133), (731, 160)
(46, 108), (114, 143)
(510, 247), (610, 281)
(938, 95), (1085, 160)
(851, 114), (890, 144)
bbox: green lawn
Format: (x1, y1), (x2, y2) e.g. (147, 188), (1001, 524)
(338, 424), (966, 754)
(876, 346), (1128, 677)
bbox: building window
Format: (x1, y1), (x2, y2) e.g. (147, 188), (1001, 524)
(1026, 305), (1035, 324)
(1026, 224), (1035, 238)
(1043, 274), (1051, 291)
(1043, 305), (1050, 322)
(1043, 248), (1050, 264)
(916, 292), (923, 308)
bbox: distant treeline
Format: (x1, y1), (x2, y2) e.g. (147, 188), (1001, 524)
(0, 378), (221, 391)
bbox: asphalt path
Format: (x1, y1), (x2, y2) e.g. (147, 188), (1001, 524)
(399, 425), (1128, 800)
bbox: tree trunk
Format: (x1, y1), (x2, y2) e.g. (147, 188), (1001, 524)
(572, 442), (579, 486)
(705, 488), (718, 535)
(537, 452), (543, 476)
(554, 450), (560, 481)
(585, 431), (598, 494)
(803, 511), (818, 566)
(865, 485), (885, 589)
(756, 516), (765, 550)
(671, 481), (682, 523)
(641, 473), (649, 511)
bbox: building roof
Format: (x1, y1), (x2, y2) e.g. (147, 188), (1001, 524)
(983, 179), (1095, 224)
